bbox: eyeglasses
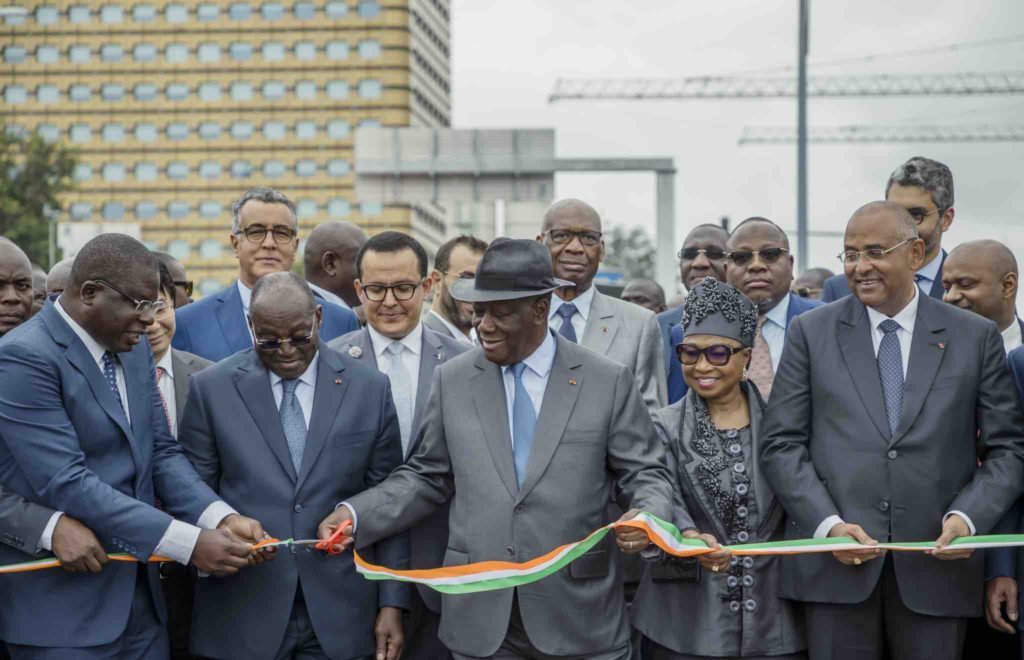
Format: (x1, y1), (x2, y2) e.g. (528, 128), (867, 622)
(360, 280), (423, 302)
(94, 279), (166, 314)
(676, 343), (743, 366)
(252, 316), (319, 351)
(727, 247), (789, 267)
(235, 225), (296, 244)
(838, 238), (914, 265)
(173, 280), (194, 297)
(677, 247), (726, 261)
(906, 207), (943, 224)
(544, 229), (603, 247)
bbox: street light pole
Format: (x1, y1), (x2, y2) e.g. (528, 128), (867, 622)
(796, 0), (810, 272)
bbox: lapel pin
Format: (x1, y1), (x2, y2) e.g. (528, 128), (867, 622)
(602, 327), (608, 333)
(334, 378), (343, 385)
(435, 351), (445, 361)
(568, 378), (577, 386)
(936, 342), (946, 349)
(347, 346), (362, 359)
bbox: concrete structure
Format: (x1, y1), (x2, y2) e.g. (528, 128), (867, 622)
(1, 0), (451, 295)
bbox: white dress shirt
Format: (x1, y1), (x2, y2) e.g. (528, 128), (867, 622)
(237, 280), (255, 344)
(48, 300), (235, 562)
(1002, 319), (1022, 355)
(500, 330), (557, 448)
(367, 323), (422, 400)
(815, 284), (974, 538)
(428, 309), (475, 346)
(155, 350), (177, 437)
(268, 352), (319, 429)
(307, 281), (350, 309)
(915, 252), (942, 295)
(760, 293), (791, 374)
(549, 284), (596, 340)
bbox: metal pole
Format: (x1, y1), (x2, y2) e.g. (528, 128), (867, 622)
(796, 0), (809, 272)
(655, 169), (676, 294)
(46, 207), (57, 268)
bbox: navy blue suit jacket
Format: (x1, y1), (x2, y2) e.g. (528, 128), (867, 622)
(822, 251), (946, 303)
(666, 294), (822, 403)
(178, 344), (410, 660)
(657, 305), (683, 398)
(172, 281), (359, 363)
(0, 302), (220, 647)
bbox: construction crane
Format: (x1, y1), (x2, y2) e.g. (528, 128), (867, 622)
(549, 72), (1024, 102)
(738, 124), (1024, 145)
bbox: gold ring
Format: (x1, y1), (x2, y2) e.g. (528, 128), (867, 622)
(854, 558), (862, 565)
(712, 565), (719, 573)
(628, 541), (634, 550)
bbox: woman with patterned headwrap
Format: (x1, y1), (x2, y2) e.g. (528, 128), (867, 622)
(632, 277), (806, 660)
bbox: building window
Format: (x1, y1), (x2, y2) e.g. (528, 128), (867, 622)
(362, 202), (383, 216)
(166, 83), (189, 101)
(101, 84), (124, 101)
(358, 39), (381, 59)
(295, 121), (317, 140)
(37, 124), (60, 142)
(262, 160), (286, 178)
(101, 123), (124, 142)
(3, 86), (26, 104)
(100, 44), (123, 62)
(327, 159), (350, 177)
(99, 5), (123, 23)
(36, 46), (59, 64)
(199, 161), (221, 179)
(132, 4), (156, 21)
(103, 163), (126, 182)
(327, 119), (350, 139)
(295, 80), (317, 100)
(167, 201), (189, 218)
(229, 42), (252, 60)
(134, 83), (157, 102)
(196, 3), (219, 21)
(69, 124), (92, 142)
(198, 82), (221, 102)
(262, 41), (285, 61)
(133, 43), (157, 62)
(68, 84), (91, 102)
(166, 123), (189, 140)
(296, 199), (317, 218)
(231, 82), (253, 101)
(36, 85), (59, 104)
(69, 45), (92, 63)
(73, 163), (92, 181)
(358, 1), (380, 18)
(229, 2), (251, 20)
(199, 239), (223, 259)
(230, 121), (254, 139)
(294, 41), (316, 60)
(325, 41), (348, 60)
(3, 46), (26, 64)
(135, 201), (158, 220)
(230, 160), (253, 178)
(166, 44), (189, 63)
(262, 121), (286, 140)
(197, 43), (221, 63)
(199, 201), (222, 218)
(167, 162), (190, 180)
(198, 122), (222, 139)
(35, 5), (59, 24)
(103, 202), (125, 220)
(68, 5), (91, 23)
(295, 160), (317, 177)
(325, 1), (347, 19)
(70, 203), (93, 220)
(165, 3), (188, 23)
(357, 119), (382, 129)
(262, 81), (286, 100)
(261, 3), (284, 20)
(326, 80), (350, 101)
(167, 240), (190, 260)
(328, 199), (350, 218)
(134, 124), (157, 142)
(135, 161), (158, 181)
(358, 79), (383, 99)
(294, 2), (315, 19)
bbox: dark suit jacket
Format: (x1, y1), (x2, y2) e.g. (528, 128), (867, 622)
(178, 344), (410, 660)
(329, 325), (469, 613)
(172, 281), (359, 362)
(657, 304), (683, 398)
(760, 293), (1024, 617)
(170, 349), (212, 426)
(0, 302), (220, 647)
(821, 251), (946, 302)
(666, 294), (822, 404)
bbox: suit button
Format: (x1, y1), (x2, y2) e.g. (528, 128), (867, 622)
(294, 504), (303, 513)
(742, 557), (754, 569)
(515, 505), (525, 514)
(744, 599), (757, 612)
(505, 546), (514, 556)
(887, 450), (898, 459)
(729, 600), (741, 613)
(742, 575), (754, 588)
(879, 501), (890, 512)
(726, 576), (739, 588)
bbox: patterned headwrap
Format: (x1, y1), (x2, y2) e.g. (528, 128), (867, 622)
(681, 277), (758, 347)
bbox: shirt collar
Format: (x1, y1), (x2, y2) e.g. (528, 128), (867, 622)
(916, 250), (943, 284)
(762, 292), (791, 328)
(502, 329), (557, 380)
(156, 350), (174, 379)
(54, 298), (107, 364)
(865, 284), (919, 335)
(429, 309), (472, 344)
(268, 351), (319, 389)
(1002, 318), (1022, 354)
(237, 280), (253, 313)
(367, 322), (423, 358)
(550, 284), (595, 322)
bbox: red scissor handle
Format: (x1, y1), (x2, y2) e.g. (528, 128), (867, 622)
(315, 521), (353, 555)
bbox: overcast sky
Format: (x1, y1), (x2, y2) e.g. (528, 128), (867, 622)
(450, 0), (1024, 292)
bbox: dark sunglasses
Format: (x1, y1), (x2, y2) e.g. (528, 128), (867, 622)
(251, 316), (319, 351)
(677, 247), (726, 261)
(727, 247), (789, 267)
(676, 343), (743, 366)
(173, 280), (194, 297)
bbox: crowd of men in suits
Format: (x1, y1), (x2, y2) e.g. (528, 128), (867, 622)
(1, 155), (1024, 660)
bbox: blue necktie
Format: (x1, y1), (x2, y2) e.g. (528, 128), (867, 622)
(556, 303), (578, 343)
(510, 363), (537, 487)
(877, 319), (904, 436)
(279, 379), (307, 471)
(101, 351), (125, 413)
(385, 341), (414, 456)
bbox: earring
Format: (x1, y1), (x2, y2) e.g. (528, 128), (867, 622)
(742, 367), (749, 381)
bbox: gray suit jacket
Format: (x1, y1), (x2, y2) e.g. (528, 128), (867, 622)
(422, 310), (456, 341)
(170, 349), (211, 427)
(328, 325), (469, 612)
(760, 293), (1024, 618)
(346, 335), (674, 657)
(581, 290), (667, 412)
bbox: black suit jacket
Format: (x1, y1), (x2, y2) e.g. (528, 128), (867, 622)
(760, 293), (1024, 617)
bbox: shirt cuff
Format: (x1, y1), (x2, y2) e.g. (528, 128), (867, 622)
(154, 519), (202, 565)
(37, 511), (63, 552)
(945, 510), (976, 536)
(197, 501), (238, 530)
(814, 515), (845, 539)
(639, 545), (661, 561)
(337, 502), (358, 532)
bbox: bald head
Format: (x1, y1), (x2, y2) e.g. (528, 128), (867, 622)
(46, 257), (75, 295)
(848, 201), (919, 242)
(541, 198), (602, 234)
(303, 221), (368, 307)
(843, 201), (925, 316)
(622, 278), (667, 313)
(0, 238), (34, 335)
(943, 240), (1019, 331)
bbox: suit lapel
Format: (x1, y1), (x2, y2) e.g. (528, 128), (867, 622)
(892, 297), (947, 445)
(171, 351), (190, 424)
(234, 352), (297, 482)
(215, 284), (252, 355)
(927, 252), (947, 300)
(472, 354), (518, 499)
(580, 291), (618, 356)
(516, 338), (583, 504)
(836, 297), (891, 443)
(296, 345), (348, 491)
(408, 330), (445, 460)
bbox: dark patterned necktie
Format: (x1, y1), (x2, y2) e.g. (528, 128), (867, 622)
(101, 351), (125, 413)
(877, 319), (904, 435)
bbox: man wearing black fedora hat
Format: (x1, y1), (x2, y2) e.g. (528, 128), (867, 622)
(320, 238), (673, 659)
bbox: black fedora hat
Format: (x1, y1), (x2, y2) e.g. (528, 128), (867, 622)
(451, 238), (574, 303)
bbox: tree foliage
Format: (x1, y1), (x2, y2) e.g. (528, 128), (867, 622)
(0, 133), (77, 268)
(602, 225), (656, 280)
